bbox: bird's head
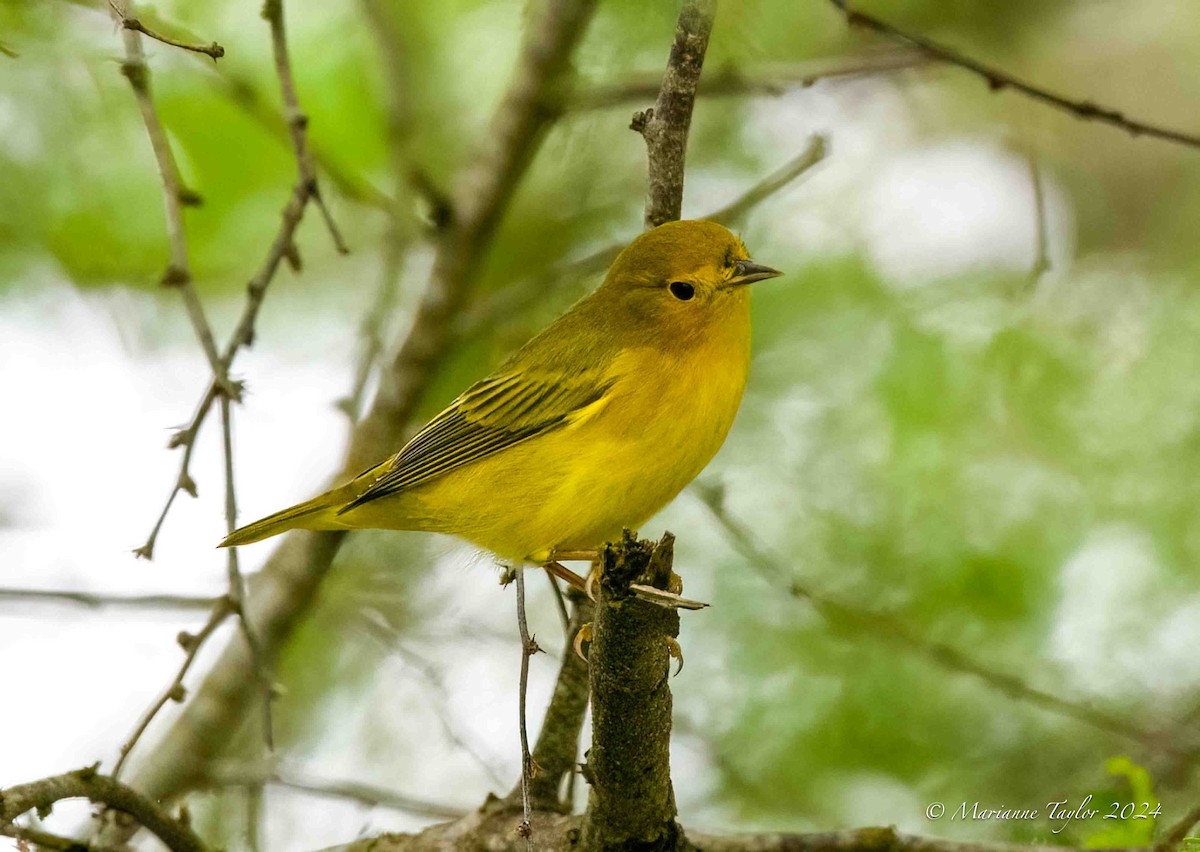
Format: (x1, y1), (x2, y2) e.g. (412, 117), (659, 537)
(601, 219), (781, 341)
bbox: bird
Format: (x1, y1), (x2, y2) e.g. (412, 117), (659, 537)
(220, 219), (780, 602)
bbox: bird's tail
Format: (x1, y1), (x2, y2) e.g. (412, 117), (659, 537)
(219, 490), (346, 548)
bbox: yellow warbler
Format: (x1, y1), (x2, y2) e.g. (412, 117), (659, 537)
(221, 220), (780, 573)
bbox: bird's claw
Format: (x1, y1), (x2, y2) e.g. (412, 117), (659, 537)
(573, 622), (593, 662)
(665, 636), (684, 676)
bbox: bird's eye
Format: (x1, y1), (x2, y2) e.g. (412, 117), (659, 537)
(668, 281), (695, 301)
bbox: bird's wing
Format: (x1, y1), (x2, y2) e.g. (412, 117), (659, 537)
(339, 366), (613, 511)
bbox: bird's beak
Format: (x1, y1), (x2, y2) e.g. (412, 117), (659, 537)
(729, 260), (783, 286)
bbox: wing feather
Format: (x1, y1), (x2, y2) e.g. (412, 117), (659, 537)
(339, 366), (612, 512)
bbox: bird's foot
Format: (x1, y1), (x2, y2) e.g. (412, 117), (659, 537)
(543, 552), (708, 610)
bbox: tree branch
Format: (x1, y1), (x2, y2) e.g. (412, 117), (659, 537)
(110, 1), (224, 60)
(1, 768), (207, 852)
(569, 49), (924, 112)
(197, 762), (466, 821)
(121, 0), (600, 816)
(515, 591), (593, 813)
(135, 0), (349, 560)
(0, 588), (218, 611)
(634, 0), (717, 228)
(112, 598), (233, 778)
(113, 3), (239, 403)
(578, 532), (685, 850)
(829, 0), (1200, 149)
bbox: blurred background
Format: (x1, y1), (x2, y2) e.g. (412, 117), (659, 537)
(3, 0), (1200, 849)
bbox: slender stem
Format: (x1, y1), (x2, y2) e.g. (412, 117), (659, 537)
(0, 588), (218, 610)
(830, 0), (1200, 149)
(219, 395), (275, 750)
(112, 599), (233, 779)
(513, 568), (538, 847)
(1, 769), (208, 852)
(636, 0), (718, 228)
(110, 0), (225, 60)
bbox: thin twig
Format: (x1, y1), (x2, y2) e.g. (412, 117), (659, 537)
(119, 0), (600, 820)
(830, 0), (1200, 149)
(114, 4), (239, 403)
(264, 0), (348, 255)
(568, 49), (925, 112)
(1025, 153), (1051, 290)
(112, 598), (233, 779)
(706, 134), (826, 222)
(544, 570), (571, 640)
(513, 568), (539, 847)
(393, 651), (509, 788)
(336, 0), (424, 420)
(634, 0), (718, 228)
(0, 768), (207, 852)
(518, 590), (593, 813)
(219, 395), (275, 750)
(0, 41), (18, 59)
(694, 484), (1200, 762)
(202, 762), (466, 820)
(0, 588), (218, 611)
(137, 0), (350, 558)
(110, 1), (224, 60)
(1, 824), (102, 851)
(207, 72), (393, 211)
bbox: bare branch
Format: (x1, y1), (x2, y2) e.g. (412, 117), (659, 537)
(137, 0), (351, 559)
(122, 0), (600, 815)
(512, 567), (539, 845)
(706, 135), (826, 223)
(113, 5), (239, 403)
(569, 49), (925, 112)
(199, 761), (466, 820)
(0, 768), (207, 852)
(517, 590), (592, 813)
(337, 0), (422, 421)
(336, 814), (1152, 852)
(0, 588), (218, 611)
(578, 533), (684, 849)
(694, 484), (1200, 763)
(219, 395), (276, 751)
(634, 0), (717, 228)
(1024, 153), (1051, 289)
(110, 1), (223, 60)
(112, 598), (232, 779)
(685, 826), (1137, 852)
(2, 824), (108, 851)
(830, 0), (1200, 149)
(207, 72), (394, 211)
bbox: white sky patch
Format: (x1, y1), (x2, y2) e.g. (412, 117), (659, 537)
(0, 280), (350, 792)
(1050, 525), (1200, 704)
(863, 142), (1072, 287)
